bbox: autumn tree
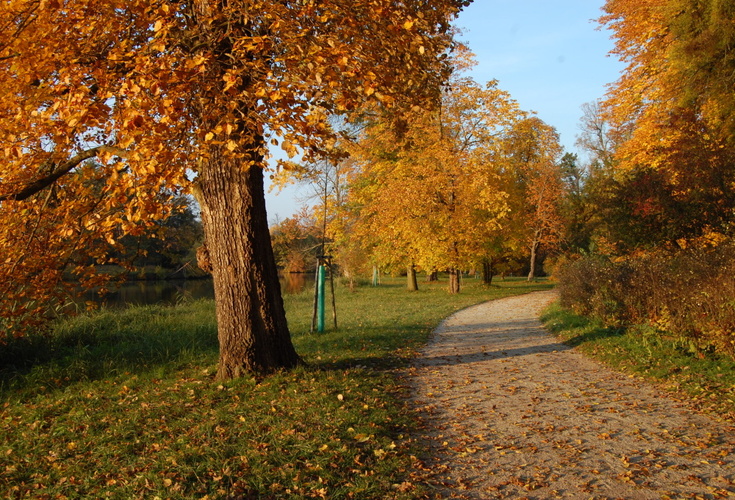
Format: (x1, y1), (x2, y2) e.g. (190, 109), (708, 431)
(500, 117), (566, 280)
(598, 0), (735, 250)
(347, 122), (428, 290)
(349, 75), (518, 293)
(0, 0), (470, 378)
(270, 211), (321, 274)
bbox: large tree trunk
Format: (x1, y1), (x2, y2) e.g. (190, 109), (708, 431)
(448, 267), (461, 294)
(407, 262), (419, 291)
(195, 149), (301, 380)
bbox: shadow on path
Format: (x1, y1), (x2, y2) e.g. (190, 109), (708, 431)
(406, 290), (735, 500)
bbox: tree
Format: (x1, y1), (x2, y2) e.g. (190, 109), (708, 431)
(557, 152), (592, 254)
(349, 75), (518, 293)
(597, 0), (735, 251)
(500, 117), (566, 280)
(270, 212), (321, 274)
(0, 0), (470, 378)
(576, 101), (618, 172)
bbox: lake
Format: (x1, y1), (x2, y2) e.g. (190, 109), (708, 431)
(82, 273), (315, 309)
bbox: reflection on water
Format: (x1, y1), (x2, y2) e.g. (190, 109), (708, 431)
(82, 273), (315, 309)
(82, 279), (215, 309)
(281, 272), (315, 295)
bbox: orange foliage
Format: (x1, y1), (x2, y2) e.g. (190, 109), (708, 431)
(0, 0), (471, 344)
(500, 117), (566, 279)
(599, 0), (735, 247)
(348, 74), (520, 284)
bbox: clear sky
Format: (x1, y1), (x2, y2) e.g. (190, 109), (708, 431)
(265, 0), (625, 222)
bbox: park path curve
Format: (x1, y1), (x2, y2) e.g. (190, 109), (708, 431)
(405, 290), (735, 499)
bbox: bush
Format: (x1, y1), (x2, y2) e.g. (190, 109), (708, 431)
(557, 242), (735, 358)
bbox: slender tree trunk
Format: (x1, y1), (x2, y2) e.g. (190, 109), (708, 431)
(425, 270), (438, 282)
(407, 262), (419, 291)
(448, 267), (461, 294)
(195, 148), (300, 380)
(528, 237), (540, 282)
(482, 258), (494, 285)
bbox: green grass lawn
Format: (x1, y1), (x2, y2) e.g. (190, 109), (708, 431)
(542, 302), (735, 422)
(0, 276), (551, 499)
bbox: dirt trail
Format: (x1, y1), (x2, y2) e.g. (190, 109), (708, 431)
(406, 290), (735, 499)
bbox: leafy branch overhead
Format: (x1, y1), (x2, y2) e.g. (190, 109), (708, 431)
(0, 0), (472, 377)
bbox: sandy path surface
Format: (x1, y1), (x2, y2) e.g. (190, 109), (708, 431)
(406, 290), (735, 499)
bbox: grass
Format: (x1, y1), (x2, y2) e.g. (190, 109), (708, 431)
(542, 302), (735, 423)
(0, 276), (551, 499)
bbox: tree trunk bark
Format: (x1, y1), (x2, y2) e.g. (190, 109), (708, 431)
(195, 149), (301, 380)
(482, 258), (494, 285)
(425, 270), (438, 282)
(528, 238), (540, 282)
(407, 263), (419, 291)
(448, 268), (461, 294)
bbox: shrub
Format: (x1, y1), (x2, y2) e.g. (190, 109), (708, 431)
(557, 242), (735, 358)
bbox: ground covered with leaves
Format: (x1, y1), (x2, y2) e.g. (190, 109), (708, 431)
(0, 277), (548, 499)
(408, 291), (735, 499)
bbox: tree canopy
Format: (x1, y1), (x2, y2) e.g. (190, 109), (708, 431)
(0, 0), (471, 377)
(592, 0), (735, 251)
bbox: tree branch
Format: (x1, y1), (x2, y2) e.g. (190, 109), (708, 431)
(0, 145), (128, 202)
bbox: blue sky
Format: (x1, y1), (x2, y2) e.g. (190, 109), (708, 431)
(265, 0), (624, 221)
(456, 0), (623, 151)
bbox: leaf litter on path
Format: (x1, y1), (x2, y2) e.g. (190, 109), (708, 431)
(405, 290), (735, 499)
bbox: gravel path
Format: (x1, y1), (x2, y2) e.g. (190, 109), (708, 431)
(406, 290), (735, 499)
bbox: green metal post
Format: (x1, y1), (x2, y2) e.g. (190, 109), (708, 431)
(317, 264), (326, 333)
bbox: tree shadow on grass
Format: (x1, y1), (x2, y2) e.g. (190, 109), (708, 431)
(0, 302), (219, 398)
(542, 306), (626, 348)
(563, 325), (626, 347)
(294, 323), (431, 372)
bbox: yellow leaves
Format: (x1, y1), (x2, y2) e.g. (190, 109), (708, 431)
(3, 146), (23, 159)
(281, 140), (297, 158)
(39, 0), (62, 10)
(204, 123), (237, 142)
(349, 75), (525, 272)
(185, 55), (208, 70)
(139, 158), (159, 175)
(222, 71), (239, 92)
(352, 433), (372, 443)
(0, 0), (471, 332)
(118, 136), (135, 149)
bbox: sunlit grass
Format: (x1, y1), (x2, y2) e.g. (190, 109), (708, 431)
(542, 302), (735, 422)
(0, 276), (550, 499)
